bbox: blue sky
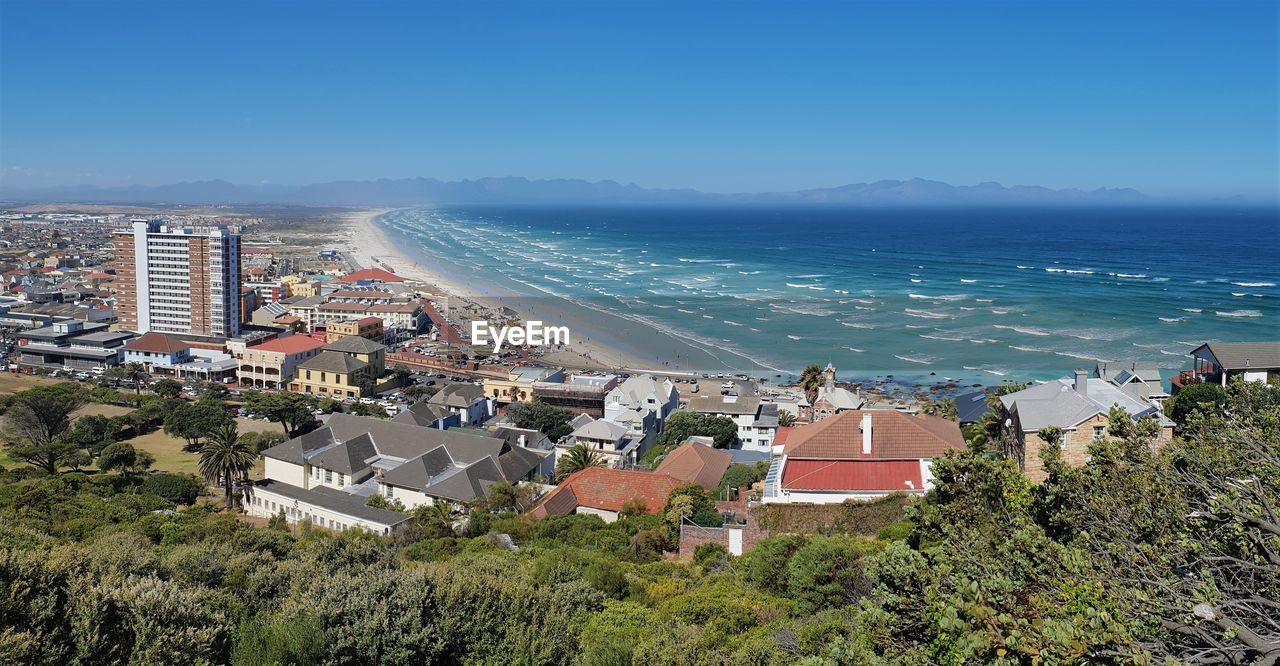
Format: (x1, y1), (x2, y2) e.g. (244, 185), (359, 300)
(1, 1), (1275, 200)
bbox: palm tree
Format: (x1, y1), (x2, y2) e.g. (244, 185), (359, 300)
(118, 361), (149, 398)
(555, 443), (604, 481)
(928, 398), (958, 421)
(777, 409), (797, 427)
(199, 423), (257, 510)
(798, 363), (824, 404)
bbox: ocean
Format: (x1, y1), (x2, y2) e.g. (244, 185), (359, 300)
(375, 205), (1279, 387)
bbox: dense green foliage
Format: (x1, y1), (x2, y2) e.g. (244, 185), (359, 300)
(506, 400), (575, 441)
(0, 379), (1275, 664)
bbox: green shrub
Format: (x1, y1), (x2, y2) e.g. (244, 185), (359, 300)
(141, 473), (203, 505)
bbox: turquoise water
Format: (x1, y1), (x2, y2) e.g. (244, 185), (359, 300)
(376, 206), (1279, 386)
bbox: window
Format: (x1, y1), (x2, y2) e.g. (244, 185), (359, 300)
(385, 485), (394, 498)
(306, 370), (312, 380)
(325, 469), (332, 483)
(338, 473), (345, 487)
(1092, 426), (1105, 442)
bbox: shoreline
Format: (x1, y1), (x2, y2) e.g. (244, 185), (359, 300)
(342, 209), (667, 375)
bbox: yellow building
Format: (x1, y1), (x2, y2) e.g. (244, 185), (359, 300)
(288, 336), (387, 397)
(483, 366), (565, 404)
(325, 316), (384, 344)
(286, 279), (324, 298)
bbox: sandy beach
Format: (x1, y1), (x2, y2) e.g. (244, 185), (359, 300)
(343, 210), (665, 374)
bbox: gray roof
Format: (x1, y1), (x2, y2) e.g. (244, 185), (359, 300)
(428, 382), (486, 408)
(572, 419), (628, 441)
(308, 432), (377, 474)
(421, 456), (504, 502)
(955, 390), (990, 424)
(688, 394), (761, 415)
(324, 336), (387, 354)
(378, 448), (455, 489)
(1193, 342), (1280, 371)
(251, 480), (411, 527)
(1094, 361), (1162, 384)
(1001, 377), (1170, 432)
(287, 295), (326, 308)
(298, 351), (368, 374)
(392, 401), (453, 426)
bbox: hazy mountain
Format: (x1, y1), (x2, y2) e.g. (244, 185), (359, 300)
(0, 176), (1149, 206)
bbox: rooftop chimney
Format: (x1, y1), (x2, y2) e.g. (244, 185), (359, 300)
(861, 412), (872, 455)
(1075, 369), (1087, 395)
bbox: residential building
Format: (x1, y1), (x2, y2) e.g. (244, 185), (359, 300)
(604, 374), (679, 425)
(653, 440), (733, 491)
(687, 394), (779, 453)
(999, 370), (1175, 483)
(1094, 361), (1169, 407)
(325, 316), (384, 344)
(112, 219), (241, 337)
(237, 335), (327, 390)
(249, 414), (548, 532)
(559, 417), (634, 467)
(392, 401), (459, 430)
(122, 331), (192, 370)
(427, 383), (494, 426)
(291, 351), (376, 398)
(762, 409), (965, 504)
(339, 267), (405, 284)
(528, 467), (684, 522)
(1173, 342), (1280, 392)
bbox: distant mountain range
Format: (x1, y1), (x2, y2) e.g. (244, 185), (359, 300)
(0, 176), (1149, 206)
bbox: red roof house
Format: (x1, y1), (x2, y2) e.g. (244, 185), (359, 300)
(528, 467), (684, 522)
(764, 410), (964, 504)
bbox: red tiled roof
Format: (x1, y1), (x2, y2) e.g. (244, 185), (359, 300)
(654, 441), (732, 490)
(273, 315), (302, 324)
(252, 335), (327, 355)
(773, 426), (794, 448)
(529, 467), (683, 518)
(123, 331), (190, 355)
(781, 459), (924, 492)
(340, 268), (404, 283)
(783, 410), (963, 460)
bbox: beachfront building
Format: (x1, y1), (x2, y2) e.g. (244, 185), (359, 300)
(112, 219), (242, 337)
(122, 331), (238, 381)
(686, 394), (780, 453)
(338, 268), (405, 285)
(484, 366), (566, 404)
(604, 374), (679, 426)
(1172, 342), (1280, 393)
(532, 373), (620, 418)
(762, 410), (965, 504)
(811, 363), (864, 421)
(249, 413), (549, 533)
(1093, 361), (1170, 408)
(999, 370), (1175, 483)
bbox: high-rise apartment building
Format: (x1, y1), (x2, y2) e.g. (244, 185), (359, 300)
(113, 219), (241, 337)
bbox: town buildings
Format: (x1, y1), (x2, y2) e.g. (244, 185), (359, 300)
(235, 335), (327, 390)
(999, 370), (1175, 482)
(112, 219), (242, 337)
(1173, 342), (1280, 392)
(686, 393), (779, 453)
(762, 409), (965, 504)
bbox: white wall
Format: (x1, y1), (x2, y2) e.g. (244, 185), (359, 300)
(576, 506), (620, 523)
(381, 483), (433, 510)
(264, 458), (306, 488)
(1243, 370), (1269, 383)
(244, 486), (402, 536)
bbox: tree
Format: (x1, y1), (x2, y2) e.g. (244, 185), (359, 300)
(198, 423), (257, 510)
(239, 430), (288, 454)
(555, 443), (604, 481)
(141, 473), (203, 505)
(114, 361), (149, 397)
(241, 391), (317, 437)
(1166, 382), (1228, 428)
(150, 378), (183, 399)
(1, 383), (89, 474)
(657, 412), (738, 450)
(392, 366), (411, 387)
(928, 398), (958, 421)
(200, 382), (230, 402)
(354, 375), (376, 397)
(798, 363), (824, 404)
(62, 414), (114, 457)
(164, 402), (234, 449)
(777, 409), (797, 427)
(97, 441), (138, 475)
(507, 401), (574, 441)
(663, 483), (720, 527)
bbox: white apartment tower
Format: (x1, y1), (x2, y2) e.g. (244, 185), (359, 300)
(112, 219), (241, 337)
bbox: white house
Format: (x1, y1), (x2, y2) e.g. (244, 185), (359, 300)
(686, 394), (779, 453)
(427, 382), (494, 426)
(604, 374), (679, 426)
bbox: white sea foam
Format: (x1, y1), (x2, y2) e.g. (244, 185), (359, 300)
(843, 346), (865, 353)
(1009, 345), (1050, 353)
(920, 334), (964, 341)
(910, 278), (923, 283)
(1232, 281), (1275, 287)
(1181, 308), (1202, 313)
(976, 298), (994, 303)
(1158, 317), (1185, 323)
(908, 293), (967, 301)
(1015, 265), (1033, 269)
(904, 308), (955, 319)
(984, 369), (1008, 376)
(894, 354), (934, 365)
(960, 279), (977, 283)
(1217, 309), (1263, 318)
(1232, 293), (1247, 297)
(723, 320), (743, 326)
(994, 324), (1052, 336)
(840, 322), (875, 329)
(787, 335), (804, 340)
(1045, 267), (1095, 275)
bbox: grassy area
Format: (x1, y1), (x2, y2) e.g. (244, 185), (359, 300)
(125, 416), (281, 478)
(74, 403), (135, 418)
(0, 373), (58, 394)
